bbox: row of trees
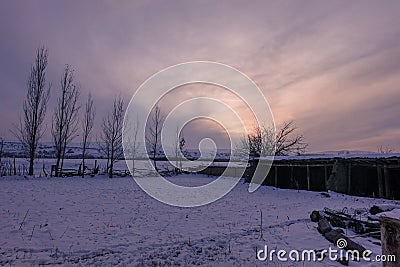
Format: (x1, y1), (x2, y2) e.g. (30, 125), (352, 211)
(9, 46), (310, 178)
(12, 47), (127, 177)
(9, 47), (179, 178)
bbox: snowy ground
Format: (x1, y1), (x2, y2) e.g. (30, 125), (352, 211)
(0, 174), (398, 266)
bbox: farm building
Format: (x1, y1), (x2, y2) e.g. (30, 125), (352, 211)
(200, 153), (400, 199)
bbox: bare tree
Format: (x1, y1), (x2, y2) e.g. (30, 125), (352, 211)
(178, 135), (186, 172)
(241, 120), (307, 158)
(81, 93), (95, 177)
(377, 145), (394, 154)
(13, 47), (50, 176)
(173, 126), (181, 174)
(247, 126), (265, 157)
(146, 106), (164, 172)
(125, 117), (139, 176)
(274, 121), (307, 156)
(52, 65), (80, 177)
(238, 124), (274, 158)
(101, 95), (124, 178)
(173, 126), (186, 174)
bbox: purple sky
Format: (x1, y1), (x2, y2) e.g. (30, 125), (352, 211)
(1, 0), (400, 152)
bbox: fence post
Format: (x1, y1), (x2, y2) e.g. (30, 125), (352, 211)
(290, 165), (293, 189)
(377, 165), (384, 198)
(347, 163), (352, 195)
(13, 157), (16, 175)
(380, 216), (400, 266)
(384, 165), (391, 199)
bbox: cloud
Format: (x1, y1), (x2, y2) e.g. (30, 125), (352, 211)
(1, 0), (400, 152)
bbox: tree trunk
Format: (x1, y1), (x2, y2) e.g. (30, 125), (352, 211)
(61, 151), (65, 175)
(28, 148), (35, 176)
(109, 147), (114, 178)
(153, 149), (157, 172)
(82, 146), (86, 178)
(55, 153), (61, 177)
(13, 157), (16, 175)
(109, 161), (113, 178)
(132, 158), (135, 176)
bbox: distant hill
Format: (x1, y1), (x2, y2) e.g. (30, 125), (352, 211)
(0, 141), (232, 160)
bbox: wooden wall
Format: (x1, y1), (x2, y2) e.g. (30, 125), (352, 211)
(199, 157), (400, 199)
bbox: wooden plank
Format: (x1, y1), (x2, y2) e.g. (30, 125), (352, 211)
(347, 163), (352, 195)
(290, 165), (294, 189)
(384, 165), (391, 199)
(272, 163), (335, 167)
(377, 166), (384, 198)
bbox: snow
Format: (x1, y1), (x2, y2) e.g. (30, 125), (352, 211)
(380, 209), (400, 220)
(0, 174), (398, 266)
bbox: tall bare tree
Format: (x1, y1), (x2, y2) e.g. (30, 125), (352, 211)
(13, 47), (50, 176)
(146, 106), (164, 172)
(101, 95), (124, 178)
(240, 120), (307, 158)
(173, 126), (180, 174)
(173, 126), (186, 174)
(81, 93), (95, 177)
(178, 135), (186, 172)
(125, 117), (139, 176)
(52, 65), (80, 177)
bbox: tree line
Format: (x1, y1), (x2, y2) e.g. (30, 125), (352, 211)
(9, 47), (182, 178)
(9, 47), (129, 178)
(4, 46), (312, 178)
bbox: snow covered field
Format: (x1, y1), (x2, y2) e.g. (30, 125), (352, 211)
(0, 174), (398, 266)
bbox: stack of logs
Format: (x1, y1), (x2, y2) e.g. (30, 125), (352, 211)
(310, 208), (380, 265)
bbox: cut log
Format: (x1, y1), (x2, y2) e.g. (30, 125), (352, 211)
(317, 218), (332, 234)
(324, 229), (366, 254)
(324, 229), (344, 243)
(370, 204), (400, 215)
(310, 210), (320, 222)
(324, 208), (380, 229)
(348, 221), (365, 234)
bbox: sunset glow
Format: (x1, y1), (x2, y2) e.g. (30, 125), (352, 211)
(1, 1), (399, 152)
